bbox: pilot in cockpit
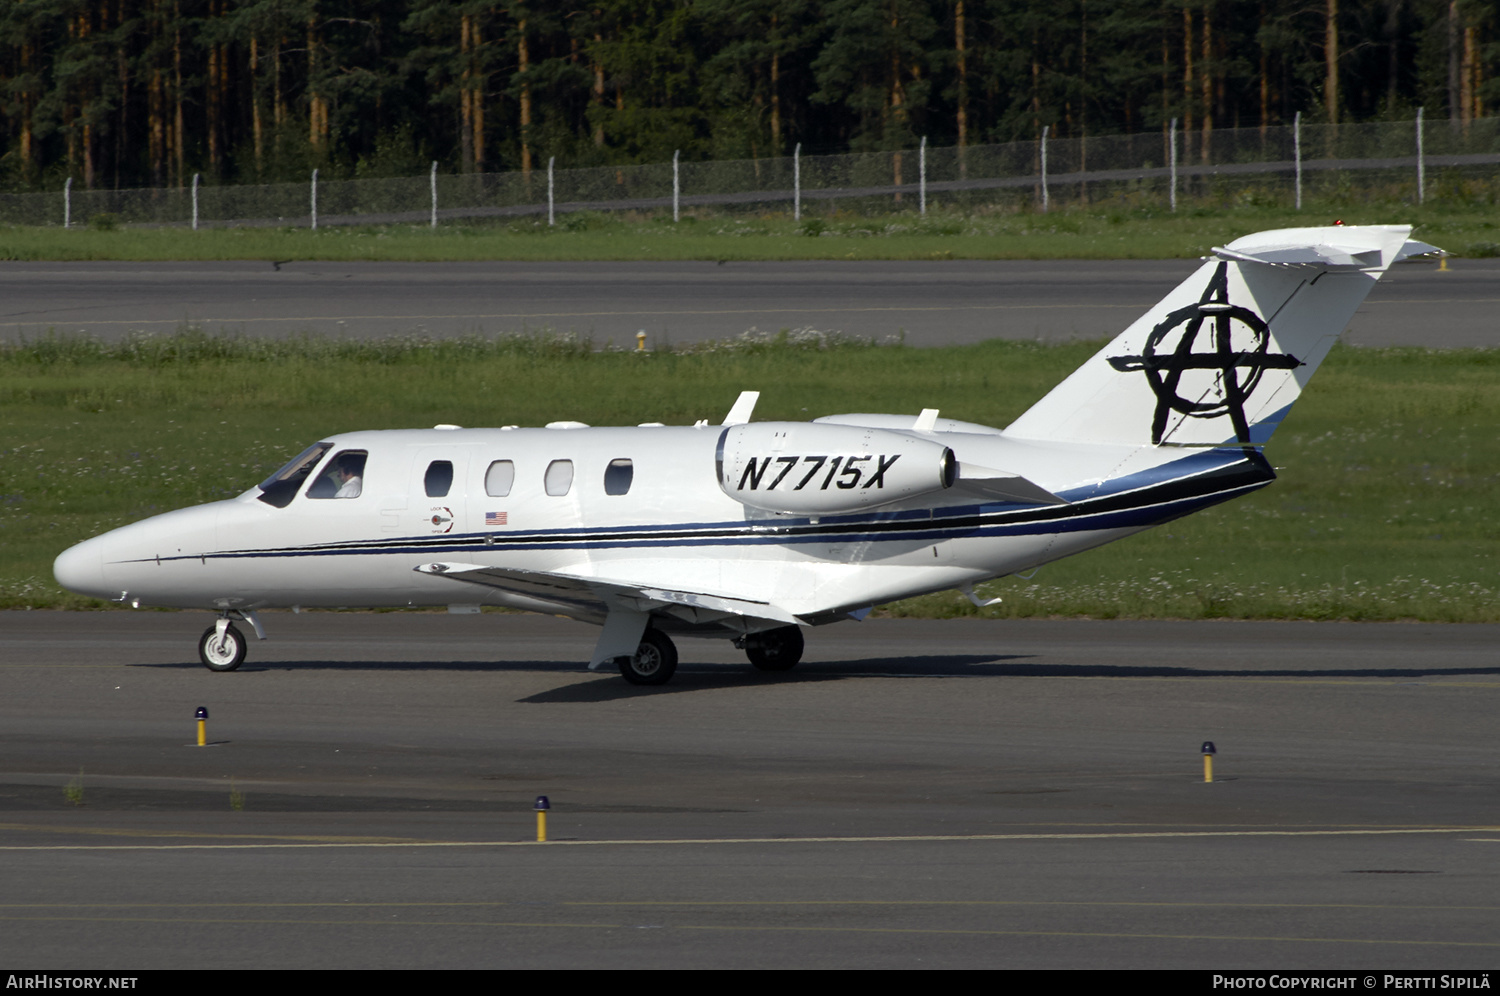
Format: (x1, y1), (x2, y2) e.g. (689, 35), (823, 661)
(332, 453), (364, 498)
(306, 451), (366, 499)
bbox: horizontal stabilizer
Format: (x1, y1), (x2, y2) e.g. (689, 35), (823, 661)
(1211, 243), (1383, 269)
(1393, 239), (1446, 263)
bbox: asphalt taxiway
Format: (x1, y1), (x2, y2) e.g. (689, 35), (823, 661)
(2, 611), (1497, 969)
(1, 257), (1495, 348)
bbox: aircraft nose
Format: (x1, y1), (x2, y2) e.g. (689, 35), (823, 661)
(54, 537), (108, 598)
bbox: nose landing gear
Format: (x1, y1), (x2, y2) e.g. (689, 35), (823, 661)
(197, 610), (265, 672)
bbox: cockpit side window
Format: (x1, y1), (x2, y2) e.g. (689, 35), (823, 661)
(257, 442), (334, 508)
(307, 450), (368, 499)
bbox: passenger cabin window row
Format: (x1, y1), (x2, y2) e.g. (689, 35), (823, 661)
(418, 457), (633, 498)
(260, 448), (634, 505)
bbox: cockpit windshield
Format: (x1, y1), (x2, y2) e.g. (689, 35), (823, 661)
(257, 442), (334, 508)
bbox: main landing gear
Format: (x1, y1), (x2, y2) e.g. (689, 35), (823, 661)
(616, 626), (808, 685)
(617, 629), (678, 686)
(743, 626), (804, 672)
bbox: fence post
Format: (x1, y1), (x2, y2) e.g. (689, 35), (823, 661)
(1416, 107), (1425, 204)
(672, 150), (680, 222)
(919, 136), (927, 215)
(311, 168), (319, 230)
(430, 161), (438, 228)
(1040, 126), (1049, 213)
(64, 177), (72, 228)
(1293, 112), (1302, 211)
(1169, 118), (1178, 212)
(548, 156), (556, 226)
(192, 173), (200, 230)
(794, 143), (801, 221)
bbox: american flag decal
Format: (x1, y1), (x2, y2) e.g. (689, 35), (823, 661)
(485, 511), (508, 526)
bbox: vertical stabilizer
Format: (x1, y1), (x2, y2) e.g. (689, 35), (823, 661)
(1004, 225), (1421, 448)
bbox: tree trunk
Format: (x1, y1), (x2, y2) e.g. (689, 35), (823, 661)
(150, 68), (165, 187)
(890, 10), (903, 203)
(308, 16), (328, 156)
(955, 0), (967, 174)
(174, 1), (185, 187)
(771, 48), (781, 155)
(473, 20), (484, 171)
(519, 16), (532, 178)
(1448, 1), (1460, 126)
(1201, 1), (1212, 163)
(1462, 24), (1476, 133)
(1324, 0), (1339, 126)
(1259, 2), (1268, 138)
(274, 36), (285, 136)
(460, 14), (473, 171)
(1080, 0), (1088, 202)
(19, 42), (34, 182)
(1182, 7), (1194, 138)
(115, 14), (127, 190)
(593, 32), (605, 148)
(251, 36), (263, 173)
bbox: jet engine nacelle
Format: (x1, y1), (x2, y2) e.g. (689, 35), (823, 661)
(717, 422), (956, 515)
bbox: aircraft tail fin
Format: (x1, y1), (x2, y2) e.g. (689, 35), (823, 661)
(1003, 225), (1432, 448)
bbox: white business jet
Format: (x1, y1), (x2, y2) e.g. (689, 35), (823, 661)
(54, 225), (1440, 684)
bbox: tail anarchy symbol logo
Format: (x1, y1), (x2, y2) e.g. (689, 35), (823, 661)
(1108, 261), (1302, 445)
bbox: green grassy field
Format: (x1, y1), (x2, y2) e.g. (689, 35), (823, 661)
(2, 200), (1498, 262)
(3, 329), (1497, 620)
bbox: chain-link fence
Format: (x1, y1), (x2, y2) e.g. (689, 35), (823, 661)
(4, 114), (1498, 229)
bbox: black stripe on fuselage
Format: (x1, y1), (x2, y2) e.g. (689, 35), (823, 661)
(135, 450), (1275, 565)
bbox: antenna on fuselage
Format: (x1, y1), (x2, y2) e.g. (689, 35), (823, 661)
(722, 391), (760, 426)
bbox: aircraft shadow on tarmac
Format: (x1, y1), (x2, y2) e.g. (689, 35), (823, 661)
(130, 656), (1500, 704)
(519, 658), (1500, 702)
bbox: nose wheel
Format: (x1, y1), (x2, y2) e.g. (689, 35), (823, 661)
(199, 621), (247, 672)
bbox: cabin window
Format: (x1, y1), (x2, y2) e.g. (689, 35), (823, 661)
(603, 458), (633, 496)
(485, 460), (515, 497)
(425, 460), (454, 498)
(307, 450), (368, 499)
(256, 441), (333, 508)
(544, 460), (574, 496)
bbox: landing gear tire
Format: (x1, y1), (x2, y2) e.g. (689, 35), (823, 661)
(618, 629), (678, 686)
(199, 624), (247, 672)
(746, 626), (804, 672)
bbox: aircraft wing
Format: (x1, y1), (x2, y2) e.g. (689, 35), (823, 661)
(413, 561), (804, 628)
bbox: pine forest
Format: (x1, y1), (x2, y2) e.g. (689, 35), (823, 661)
(1, 0), (1496, 193)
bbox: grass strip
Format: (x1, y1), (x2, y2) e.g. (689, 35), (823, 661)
(2, 201), (1498, 262)
(2, 328), (1497, 621)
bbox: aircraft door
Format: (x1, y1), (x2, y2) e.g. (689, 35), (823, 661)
(412, 447), (472, 538)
